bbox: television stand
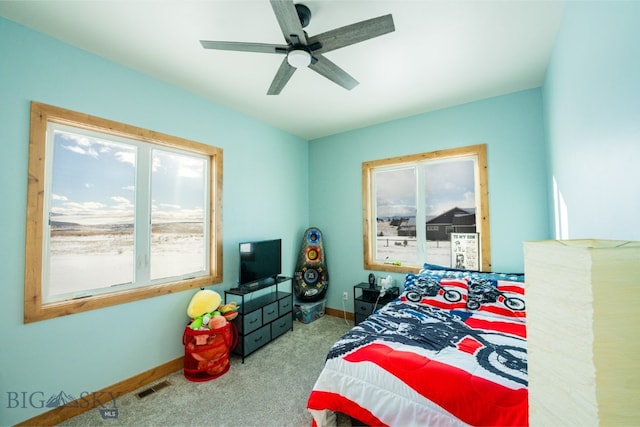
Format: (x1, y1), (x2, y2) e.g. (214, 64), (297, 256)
(224, 276), (293, 363)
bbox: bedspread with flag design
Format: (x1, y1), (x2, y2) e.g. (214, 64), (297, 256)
(307, 267), (528, 427)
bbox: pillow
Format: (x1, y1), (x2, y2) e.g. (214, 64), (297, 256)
(400, 273), (468, 311)
(406, 264), (526, 323)
(465, 277), (526, 323)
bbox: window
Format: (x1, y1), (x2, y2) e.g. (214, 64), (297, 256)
(25, 102), (223, 322)
(362, 144), (490, 273)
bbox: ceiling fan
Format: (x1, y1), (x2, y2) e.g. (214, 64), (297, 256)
(200, 0), (395, 95)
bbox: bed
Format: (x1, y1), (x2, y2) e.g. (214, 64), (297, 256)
(307, 265), (528, 426)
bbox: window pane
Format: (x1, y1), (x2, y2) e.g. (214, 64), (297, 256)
(363, 145), (489, 274)
(150, 149), (207, 280)
(47, 129), (136, 301)
(374, 167), (417, 265)
(423, 157), (477, 267)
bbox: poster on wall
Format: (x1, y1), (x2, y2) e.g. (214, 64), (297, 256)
(450, 233), (479, 270)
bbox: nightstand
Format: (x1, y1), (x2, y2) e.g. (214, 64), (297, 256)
(353, 282), (399, 325)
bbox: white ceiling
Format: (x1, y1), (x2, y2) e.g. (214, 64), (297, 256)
(0, 0), (565, 140)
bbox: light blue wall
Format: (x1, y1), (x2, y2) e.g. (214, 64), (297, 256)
(543, 1), (640, 240)
(308, 89), (550, 311)
(0, 18), (308, 425)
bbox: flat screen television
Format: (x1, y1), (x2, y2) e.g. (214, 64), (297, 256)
(238, 238), (282, 288)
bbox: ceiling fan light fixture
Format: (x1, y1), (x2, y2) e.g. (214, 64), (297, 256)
(287, 49), (311, 68)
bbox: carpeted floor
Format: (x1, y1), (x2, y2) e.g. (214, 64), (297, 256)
(59, 314), (353, 427)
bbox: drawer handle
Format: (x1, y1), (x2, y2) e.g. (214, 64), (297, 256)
(249, 318), (258, 324)
(267, 310), (275, 315)
(254, 336), (263, 343)
(281, 303), (290, 309)
(359, 306), (368, 312)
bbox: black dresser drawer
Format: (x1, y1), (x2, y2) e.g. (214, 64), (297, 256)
(239, 309), (262, 335)
(263, 301), (279, 324)
(355, 300), (377, 316)
(271, 314), (292, 339)
(238, 324), (271, 356)
(279, 294), (293, 315)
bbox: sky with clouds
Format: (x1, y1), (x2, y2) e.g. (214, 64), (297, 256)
(375, 157), (476, 219)
(50, 129), (205, 225)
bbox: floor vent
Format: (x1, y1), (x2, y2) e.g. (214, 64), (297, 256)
(136, 380), (171, 399)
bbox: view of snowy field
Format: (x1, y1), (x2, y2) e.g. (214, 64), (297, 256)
(375, 220), (451, 268)
(49, 219), (452, 298)
(49, 222), (204, 296)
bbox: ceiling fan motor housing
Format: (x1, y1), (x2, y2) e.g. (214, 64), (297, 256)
(295, 4), (311, 28)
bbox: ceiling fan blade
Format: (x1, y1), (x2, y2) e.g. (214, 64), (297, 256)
(270, 0), (307, 45)
(200, 40), (288, 54)
(309, 54), (359, 91)
(267, 57), (296, 95)
(308, 14), (395, 54)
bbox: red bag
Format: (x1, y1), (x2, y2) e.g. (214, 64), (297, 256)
(182, 321), (238, 382)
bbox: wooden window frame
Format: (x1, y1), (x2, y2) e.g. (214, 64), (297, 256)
(362, 144), (491, 274)
(24, 102), (223, 323)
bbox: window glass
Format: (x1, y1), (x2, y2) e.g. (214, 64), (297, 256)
(46, 127), (137, 301)
(363, 145), (490, 273)
(150, 149), (208, 280)
(423, 157), (478, 267)
(373, 166), (417, 266)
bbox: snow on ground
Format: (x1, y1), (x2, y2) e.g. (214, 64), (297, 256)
(375, 220), (451, 268)
(48, 223), (204, 297)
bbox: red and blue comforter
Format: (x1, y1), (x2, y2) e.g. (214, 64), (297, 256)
(308, 269), (527, 426)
